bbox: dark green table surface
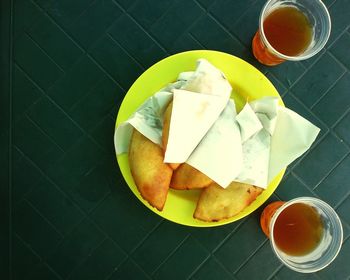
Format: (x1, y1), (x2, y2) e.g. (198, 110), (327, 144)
(2, 0), (350, 279)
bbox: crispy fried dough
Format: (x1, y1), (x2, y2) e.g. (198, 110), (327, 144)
(129, 129), (173, 211)
(162, 101), (180, 170)
(170, 163), (213, 190)
(194, 181), (263, 222)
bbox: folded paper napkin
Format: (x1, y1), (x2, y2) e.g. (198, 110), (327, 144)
(115, 59), (320, 189)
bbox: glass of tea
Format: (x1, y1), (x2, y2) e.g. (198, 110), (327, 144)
(252, 0), (331, 66)
(260, 197), (343, 273)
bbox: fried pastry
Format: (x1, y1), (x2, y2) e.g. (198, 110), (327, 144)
(129, 129), (173, 211)
(171, 163), (213, 190)
(194, 181), (263, 222)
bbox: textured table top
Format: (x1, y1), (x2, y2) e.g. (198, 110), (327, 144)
(2, 0), (350, 279)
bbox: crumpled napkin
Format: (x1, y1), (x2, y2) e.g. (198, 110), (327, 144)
(114, 81), (183, 154)
(234, 97), (320, 187)
(114, 59), (320, 189)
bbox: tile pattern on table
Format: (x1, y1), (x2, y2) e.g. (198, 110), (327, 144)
(5, 0), (350, 279)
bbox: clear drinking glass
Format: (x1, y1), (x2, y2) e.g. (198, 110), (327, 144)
(252, 0), (331, 66)
(260, 197), (343, 273)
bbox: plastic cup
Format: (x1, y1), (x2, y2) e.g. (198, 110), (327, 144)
(252, 0), (331, 66)
(260, 197), (343, 273)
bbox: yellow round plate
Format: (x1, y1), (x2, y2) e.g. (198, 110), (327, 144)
(115, 50), (285, 227)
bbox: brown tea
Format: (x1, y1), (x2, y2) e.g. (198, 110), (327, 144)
(263, 6), (313, 56)
(273, 203), (323, 256)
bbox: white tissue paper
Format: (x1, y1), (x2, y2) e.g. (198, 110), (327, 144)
(186, 100), (243, 187)
(114, 81), (184, 154)
(164, 89), (229, 163)
(114, 59), (320, 189)
(233, 97), (320, 187)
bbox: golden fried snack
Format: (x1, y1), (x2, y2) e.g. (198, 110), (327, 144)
(162, 101), (180, 170)
(194, 181), (263, 222)
(170, 163), (213, 190)
(129, 129), (173, 211)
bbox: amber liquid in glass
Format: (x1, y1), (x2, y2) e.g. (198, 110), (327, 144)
(273, 203), (323, 256)
(263, 6), (313, 56)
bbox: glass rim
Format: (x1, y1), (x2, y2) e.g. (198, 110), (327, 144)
(269, 197), (343, 273)
(259, 0), (332, 61)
